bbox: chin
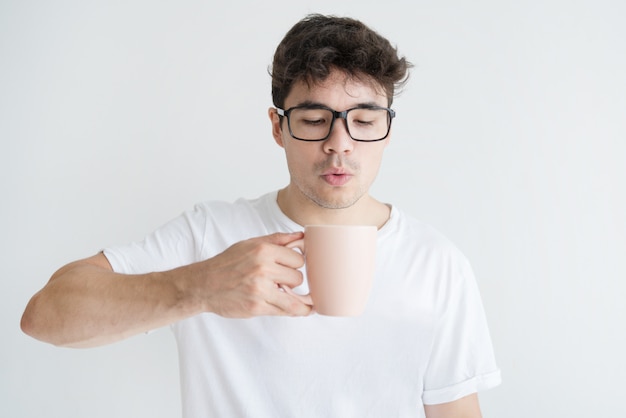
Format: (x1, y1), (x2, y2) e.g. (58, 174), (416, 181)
(308, 191), (364, 210)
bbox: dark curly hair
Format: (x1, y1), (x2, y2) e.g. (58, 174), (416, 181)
(270, 14), (412, 108)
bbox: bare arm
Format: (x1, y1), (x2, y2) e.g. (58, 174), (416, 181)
(21, 232), (311, 348)
(424, 393), (482, 418)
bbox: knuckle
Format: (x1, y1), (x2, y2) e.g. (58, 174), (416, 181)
(248, 264), (272, 282)
(242, 276), (265, 295)
(288, 301), (310, 317)
(255, 241), (276, 258)
(243, 299), (264, 315)
(294, 269), (304, 284)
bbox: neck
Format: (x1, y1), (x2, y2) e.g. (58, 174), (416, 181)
(276, 186), (390, 229)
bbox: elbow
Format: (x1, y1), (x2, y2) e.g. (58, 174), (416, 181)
(20, 308), (33, 338)
(20, 293), (62, 346)
(21, 294), (45, 341)
(21, 293), (103, 349)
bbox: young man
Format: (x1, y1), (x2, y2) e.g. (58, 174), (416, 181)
(22, 14), (500, 417)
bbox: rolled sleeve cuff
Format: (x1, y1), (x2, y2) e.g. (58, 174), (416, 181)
(422, 369), (502, 405)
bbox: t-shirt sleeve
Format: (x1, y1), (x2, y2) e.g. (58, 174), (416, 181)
(422, 251), (501, 405)
(103, 205), (208, 275)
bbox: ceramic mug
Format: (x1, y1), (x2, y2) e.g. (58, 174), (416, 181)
(285, 225), (377, 316)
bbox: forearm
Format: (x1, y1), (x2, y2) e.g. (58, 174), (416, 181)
(424, 393), (482, 418)
(21, 233), (312, 348)
(21, 258), (201, 348)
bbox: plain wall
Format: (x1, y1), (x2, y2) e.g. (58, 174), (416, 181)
(1, 0), (625, 416)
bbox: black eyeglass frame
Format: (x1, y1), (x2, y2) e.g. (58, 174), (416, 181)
(276, 105), (396, 142)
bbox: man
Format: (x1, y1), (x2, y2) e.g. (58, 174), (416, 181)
(22, 14), (500, 417)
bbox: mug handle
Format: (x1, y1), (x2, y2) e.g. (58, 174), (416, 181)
(280, 239), (313, 306)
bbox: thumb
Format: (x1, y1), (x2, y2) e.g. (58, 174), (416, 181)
(261, 231), (304, 246)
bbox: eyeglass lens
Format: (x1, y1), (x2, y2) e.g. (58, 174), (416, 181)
(288, 108), (390, 141)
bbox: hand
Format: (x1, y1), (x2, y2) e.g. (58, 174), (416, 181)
(193, 232), (313, 318)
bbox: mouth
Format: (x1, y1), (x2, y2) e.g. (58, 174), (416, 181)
(321, 168), (353, 186)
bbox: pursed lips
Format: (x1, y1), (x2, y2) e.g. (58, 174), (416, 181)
(320, 168), (353, 186)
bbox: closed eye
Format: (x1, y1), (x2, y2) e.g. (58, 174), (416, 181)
(302, 118), (327, 126)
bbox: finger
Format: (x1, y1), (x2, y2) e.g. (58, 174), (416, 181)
(259, 231), (304, 247)
(273, 264), (305, 289)
(276, 245), (305, 269)
(269, 285), (313, 316)
(253, 233), (304, 270)
(279, 284), (313, 306)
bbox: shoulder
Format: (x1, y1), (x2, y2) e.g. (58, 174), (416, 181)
(188, 192), (282, 249)
(383, 206), (464, 257)
(191, 192), (273, 223)
(381, 206), (475, 287)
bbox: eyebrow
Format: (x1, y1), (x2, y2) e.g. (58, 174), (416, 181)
(292, 100), (385, 110)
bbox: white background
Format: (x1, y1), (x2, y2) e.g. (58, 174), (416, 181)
(2, 1), (625, 417)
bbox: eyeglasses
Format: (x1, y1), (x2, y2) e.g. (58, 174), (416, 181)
(276, 105), (396, 142)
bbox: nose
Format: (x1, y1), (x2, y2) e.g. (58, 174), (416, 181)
(323, 119), (354, 154)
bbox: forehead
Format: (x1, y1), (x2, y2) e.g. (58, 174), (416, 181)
(285, 70), (388, 108)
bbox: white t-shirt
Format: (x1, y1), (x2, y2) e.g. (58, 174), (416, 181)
(104, 191), (501, 418)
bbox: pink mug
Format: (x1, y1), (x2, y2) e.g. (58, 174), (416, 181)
(286, 225), (377, 316)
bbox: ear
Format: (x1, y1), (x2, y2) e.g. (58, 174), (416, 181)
(268, 108), (285, 148)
